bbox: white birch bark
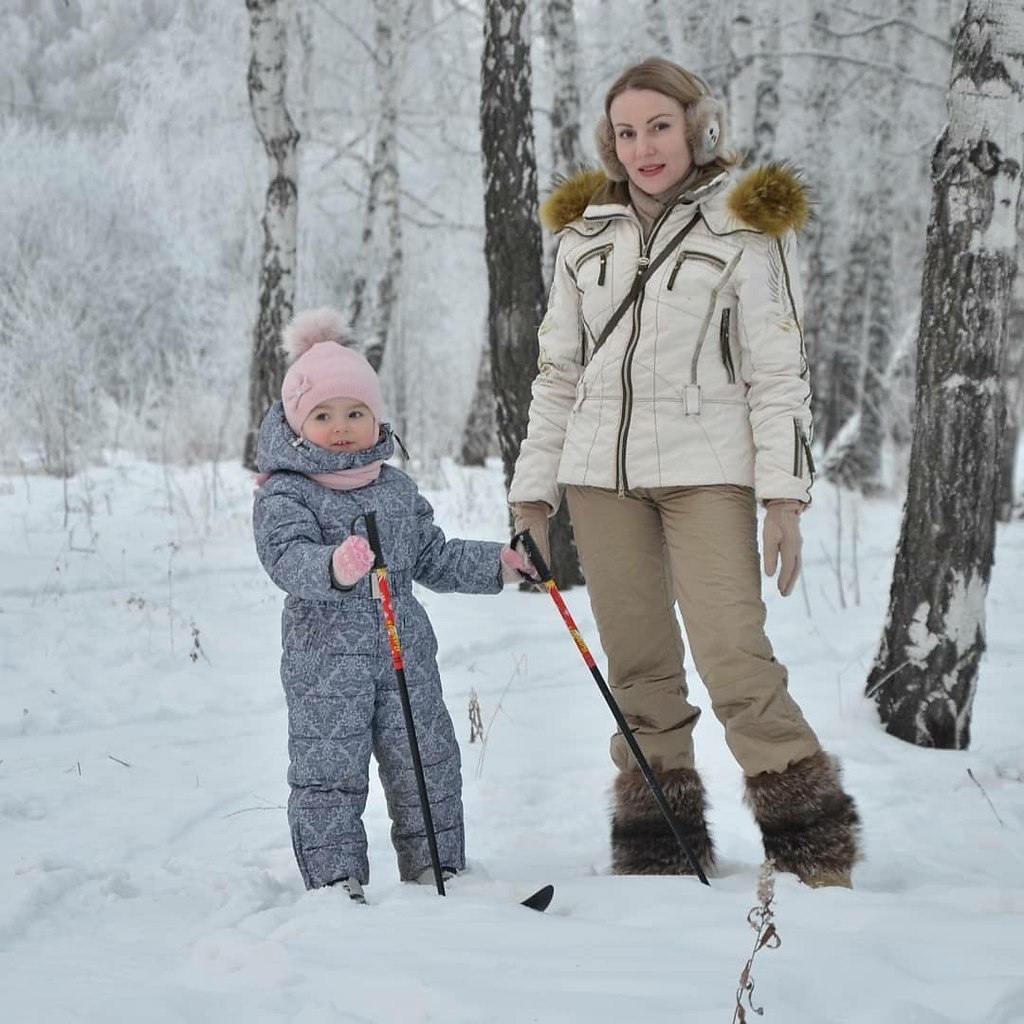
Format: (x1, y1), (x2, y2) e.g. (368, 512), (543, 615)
(802, 7), (845, 444)
(866, 0), (1024, 748)
(750, 0), (781, 165)
(543, 0), (584, 179)
(243, 0), (299, 470)
(348, 0), (407, 377)
(728, 3), (756, 159)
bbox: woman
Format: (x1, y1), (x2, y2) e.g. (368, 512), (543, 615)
(509, 58), (861, 887)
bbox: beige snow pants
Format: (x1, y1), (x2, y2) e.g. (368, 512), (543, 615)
(565, 484), (821, 777)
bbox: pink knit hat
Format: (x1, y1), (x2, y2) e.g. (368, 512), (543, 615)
(279, 307), (384, 435)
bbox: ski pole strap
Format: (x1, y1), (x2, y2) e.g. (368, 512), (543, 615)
(511, 529), (552, 584)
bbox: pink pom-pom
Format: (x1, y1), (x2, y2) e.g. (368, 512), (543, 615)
(281, 307), (349, 363)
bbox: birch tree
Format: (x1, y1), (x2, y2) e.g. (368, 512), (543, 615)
(480, 0), (582, 586)
(998, 222), (1024, 520)
(865, 0), (1024, 749)
(543, 0), (584, 181)
(347, 0), (408, 376)
(480, 0), (544, 491)
(244, 0), (299, 470)
(728, 4), (756, 158)
(802, 8), (845, 442)
(824, 3), (916, 494)
(750, 1), (781, 165)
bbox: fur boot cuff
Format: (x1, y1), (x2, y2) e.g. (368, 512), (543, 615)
(744, 751), (862, 887)
(610, 767), (715, 876)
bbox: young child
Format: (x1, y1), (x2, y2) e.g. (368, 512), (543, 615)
(253, 307), (531, 903)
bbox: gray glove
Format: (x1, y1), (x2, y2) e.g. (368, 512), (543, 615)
(762, 500), (805, 597)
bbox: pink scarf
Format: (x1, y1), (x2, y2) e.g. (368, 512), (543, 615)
(254, 460), (383, 492)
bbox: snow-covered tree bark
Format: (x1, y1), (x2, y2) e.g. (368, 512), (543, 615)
(865, 0), (1024, 749)
(244, 0), (299, 470)
(729, 0), (781, 165)
(480, 0), (544, 490)
(836, 2), (916, 494)
(802, 8), (845, 442)
(480, 0), (582, 586)
(459, 339), (496, 467)
(728, 4), (756, 158)
(644, 0), (673, 55)
(543, 0), (584, 180)
(751, 2), (781, 164)
(347, 0), (407, 375)
(999, 221), (1024, 520)
(821, 228), (870, 480)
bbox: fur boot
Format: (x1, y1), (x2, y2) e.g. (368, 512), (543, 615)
(610, 768), (715, 876)
(744, 751), (861, 888)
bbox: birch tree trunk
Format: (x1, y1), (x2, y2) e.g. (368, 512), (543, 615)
(543, 0), (584, 180)
(802, 8), (844, 441)
(480, 0), (544, 488)
(821, 229), (870, 480)
(348, 0), (407, 376)
(750, 1), (781, 165)
(460, 338), (496, 467)
(865, 0), (1024, 749)
(540, 0), (584, 282)
(728, 4), (756, 159)
(998, 228), (1024, 520)
(243, 0), (299, 470)
(480, 0), (582, 587)
(838, 1), (916, 493)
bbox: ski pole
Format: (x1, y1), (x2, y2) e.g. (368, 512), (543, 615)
(363, 511), (446, 896)
(511, 529), (710, 886)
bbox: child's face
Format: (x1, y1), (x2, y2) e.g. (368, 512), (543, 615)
(302, 398), (378, 453)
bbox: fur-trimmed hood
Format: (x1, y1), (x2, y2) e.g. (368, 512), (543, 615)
(539, 161), (810, 239)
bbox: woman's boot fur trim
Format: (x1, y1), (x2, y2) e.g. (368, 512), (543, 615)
(610, 768), (715, 876)
(744, 751), (861, 888)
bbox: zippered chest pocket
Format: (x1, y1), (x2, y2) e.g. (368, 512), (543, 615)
(573, 242), (614, 290)
(664, 249), (726, 290)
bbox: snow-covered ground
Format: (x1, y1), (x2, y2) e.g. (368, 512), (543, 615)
(2, 457), (1023, 1023)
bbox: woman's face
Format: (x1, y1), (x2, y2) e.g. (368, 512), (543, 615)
(609, 88), (693, 195)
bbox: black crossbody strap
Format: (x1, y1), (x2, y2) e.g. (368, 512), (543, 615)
(592, 211), (702, 355)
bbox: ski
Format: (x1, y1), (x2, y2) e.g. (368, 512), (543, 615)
(520, 883), (554, 912)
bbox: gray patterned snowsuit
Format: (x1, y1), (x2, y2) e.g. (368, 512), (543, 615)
(253, 403), (504, 888)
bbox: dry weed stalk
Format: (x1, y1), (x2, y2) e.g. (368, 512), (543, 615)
(467, 689), (484, 743)
(732, 859), (781, 1023)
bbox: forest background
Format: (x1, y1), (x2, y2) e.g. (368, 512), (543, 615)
(5, 0), (1017, 501)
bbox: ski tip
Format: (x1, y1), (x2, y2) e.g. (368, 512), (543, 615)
(520, 883), (554, 912)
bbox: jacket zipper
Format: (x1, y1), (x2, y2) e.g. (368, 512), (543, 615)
(666, 250), (727, 290)
(615, 208), (698, 494)
(719, 309), (735, 383)
(688, 251), (741, 387)
(793, 419), (816, 479)
(575, 243), (613, 286)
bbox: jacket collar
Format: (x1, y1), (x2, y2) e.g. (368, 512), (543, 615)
(539, 161), (810, 239)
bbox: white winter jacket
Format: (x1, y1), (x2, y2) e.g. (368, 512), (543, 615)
(508, 164), (815, 513)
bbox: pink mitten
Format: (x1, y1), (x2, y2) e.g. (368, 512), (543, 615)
(331, 535), (375, 588)
(500, 545), (538, 584)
